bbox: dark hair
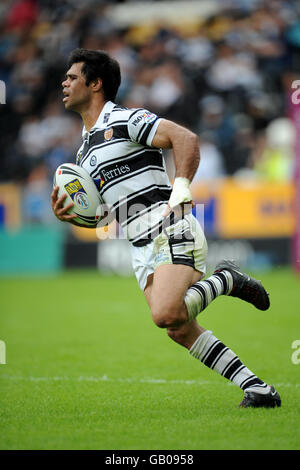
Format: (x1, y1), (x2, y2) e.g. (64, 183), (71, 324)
(67, 48), (121, 102)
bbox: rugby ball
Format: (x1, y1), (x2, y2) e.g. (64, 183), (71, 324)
(53, 163), (103, 226)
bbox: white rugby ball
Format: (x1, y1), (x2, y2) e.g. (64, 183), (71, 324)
(54, 163), (103, 226)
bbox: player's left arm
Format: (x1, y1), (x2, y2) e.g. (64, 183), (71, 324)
(151, 119), (200, 214)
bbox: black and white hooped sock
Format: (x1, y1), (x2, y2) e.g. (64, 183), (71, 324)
(185, 271), (234, 321)
(189, 330), (269, 394)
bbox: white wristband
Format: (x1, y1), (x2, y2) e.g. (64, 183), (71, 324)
(168, 177), (192, 209)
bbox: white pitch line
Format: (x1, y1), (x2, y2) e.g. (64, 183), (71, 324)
(0, 374), (215, 386)
(0, 374), (299, 388)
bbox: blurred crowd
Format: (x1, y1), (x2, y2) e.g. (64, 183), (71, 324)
(0, 0), (300, 223)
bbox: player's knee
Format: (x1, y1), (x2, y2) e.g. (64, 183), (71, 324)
(152, 313), (178, 329)
(151, 303), (186, 329)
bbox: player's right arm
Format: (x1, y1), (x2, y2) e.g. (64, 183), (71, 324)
(51, 185), (96, 227)
(151, 119), (199, 217)
(127, 109), (198, 217)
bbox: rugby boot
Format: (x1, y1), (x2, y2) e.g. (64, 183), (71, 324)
(214, 259), (270, 311)
(239, 385), (281, 408)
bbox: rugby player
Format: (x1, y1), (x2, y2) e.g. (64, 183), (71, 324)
(51, 49), (281, 408)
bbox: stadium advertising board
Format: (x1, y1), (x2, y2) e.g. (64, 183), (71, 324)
(0, 184), (21, 230)
(71, 178), (295, 241)
(192, 179), (295, 239)
(67, 179), (295, 272)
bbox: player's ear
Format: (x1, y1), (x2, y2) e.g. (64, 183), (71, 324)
(91, 78), (102, 93)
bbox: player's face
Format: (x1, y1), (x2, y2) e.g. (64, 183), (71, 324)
(62, 62), (91, 112)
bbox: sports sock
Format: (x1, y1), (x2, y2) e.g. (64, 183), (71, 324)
(189, 330), (269, 393)
(185, 271), (233, 321)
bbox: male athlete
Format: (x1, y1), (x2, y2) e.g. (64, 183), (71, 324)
(51, 49), (281, 408)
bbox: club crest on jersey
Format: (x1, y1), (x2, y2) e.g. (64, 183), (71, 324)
(100, 177), (105, 188)
(104, 127), (113, 141)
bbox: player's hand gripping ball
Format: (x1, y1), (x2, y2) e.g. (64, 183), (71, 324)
(53, 163), (103, 226)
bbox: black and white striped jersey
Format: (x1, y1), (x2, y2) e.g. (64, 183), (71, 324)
(75, 100), (173, 246)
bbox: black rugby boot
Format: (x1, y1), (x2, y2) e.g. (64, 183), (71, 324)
(214, 259), (270, 311)
(239, 385), (281, 408)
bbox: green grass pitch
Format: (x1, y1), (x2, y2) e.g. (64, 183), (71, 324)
(0, 267), (299, 450)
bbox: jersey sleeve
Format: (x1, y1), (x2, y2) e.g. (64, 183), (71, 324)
(127, 108), (162, 147)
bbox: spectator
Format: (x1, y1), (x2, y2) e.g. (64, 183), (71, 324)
(252, 117), (296, 181)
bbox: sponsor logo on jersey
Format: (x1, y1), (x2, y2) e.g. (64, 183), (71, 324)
(132, 112), (157, 126)
(103, 113), (110, 124)
(101, 164), (131, 183)
(104, 127), (114, 141)
(132, 115), (143, 126)
(143, 112), (157, 124)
